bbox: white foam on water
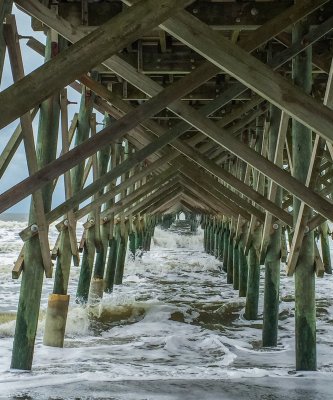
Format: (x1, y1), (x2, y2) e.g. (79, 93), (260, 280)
(0, 221), (333, 398)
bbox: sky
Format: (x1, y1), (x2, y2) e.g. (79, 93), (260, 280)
(0, 5), (104, 214)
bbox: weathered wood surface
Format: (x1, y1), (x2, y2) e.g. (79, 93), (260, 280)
(0, 0), (192, 128)
(4, 15), (52, 277)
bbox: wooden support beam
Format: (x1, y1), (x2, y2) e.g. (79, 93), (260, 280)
(178, 176), (236, 217)
(11, 28), (60, 371)
(0, 108), (38, 179)
(21, 155), (176, 242)
(175, 141), (293, 227)
(260, 112), (290, 263)
(102, 172), (180, 220)
(12, 246), (24, 279)
(178, 160), (259, 221)
(160, 9), (333, 143)
(0, 0), (13, 81)
(60, 89), (80, 266)
(0, 0), (192, 128)
(16, 0), (333, 221)
(287, 56), (333, 276)
(4, 15), (52, 277)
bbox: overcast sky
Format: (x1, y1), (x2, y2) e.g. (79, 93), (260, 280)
(0, 5), (104, 214)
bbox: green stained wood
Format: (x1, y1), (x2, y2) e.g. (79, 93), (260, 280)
(227, 233), (234, 284)
(11, 31), (59, 371)
(238, 238), (248, 297)
(209, 223), (215, 255)
(292, 19), (316, 371)
(320, 222), (332, 274)
(218, 229), (224, 262)
(114, 221), (128, 285)
(262, 105), (282, 347)
(233, 241), (240, 290)
(71, 82), (96, 197)
(74, 78), (99, 304)
(222, 225), (229, 273)
(244, 229), (261, 320)
(92, 116), (111, 282)
(104, 236), (118, 293)
(129, 232), (136, 259)
(53, 229), (72, 295)
(76, 226), (96, 303)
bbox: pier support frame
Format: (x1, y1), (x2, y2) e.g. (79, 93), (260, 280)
(11, 31), (60, 370)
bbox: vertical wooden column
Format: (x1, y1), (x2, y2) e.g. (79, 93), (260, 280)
(11, 31), (60, 370)
(114, 217), (129, 285)
(262, 106), (282, 346)
(245, 118), (265, 320)
(227, 218), (234, 284)
(222, 219), (229, 273)
(104, 142), (122, 293)
(75, 82), (97, 303)
(238, 236), (248, 297)
(233, 218), (241, 291)
(292, 18), (316, 371)
(0, 0), (12, 81)
(89, 114), (112, 303)
(44, 84), (79, 348)
(320, 222), (332, 274)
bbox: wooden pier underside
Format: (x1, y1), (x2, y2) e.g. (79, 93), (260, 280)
(1, 0), (333, 372)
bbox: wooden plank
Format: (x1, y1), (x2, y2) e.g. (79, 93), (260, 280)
(0, 0), (192, 128)
(21, 154), (177, 241)
(60, 89), (80, 266)
(12, 246), (24, 279)
(259, 112), (290, 263)
(175, 137), (293, 227)
(0, 108), (38, 179)
(0, 0), (13, 81)
(244, 120), (270, 254)
(160, 9), (333, 144)
(23, 28), (333, 222)
(178, 161), (259, 221)
(4, 15), (52, 277)
(51, 233), (61, 260)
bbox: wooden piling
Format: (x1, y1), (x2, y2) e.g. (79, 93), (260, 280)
(75, 82), (97, 303)
(89, 114), (112, 303)
(262, 106), (282, 347)
(244, 228), (261, 320)
(320, 222), (332, 274)
(11, 31), (60, 370)
(238, 238), (248, 298)
(292, 19), (316, 371)
(222, 221), (229, 273)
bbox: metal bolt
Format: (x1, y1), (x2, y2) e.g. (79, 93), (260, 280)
(63, 219), (69, 226)
(273, 223), (279, 230)
(103, 216), (108, 222)
(304, 226), (310, 233)
(192, 8), (198, 14)
(31, 224), (38, 232)
(235, 17), (241, 23)
(89, 218), (95, 224)
(251, 8), (259, 16)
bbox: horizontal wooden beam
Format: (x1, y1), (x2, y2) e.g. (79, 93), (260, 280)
(161, 10), (333, 144)
(0, 0), (191, 128)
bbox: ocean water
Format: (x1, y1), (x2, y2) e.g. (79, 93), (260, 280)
(0, 215), (332, 399)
